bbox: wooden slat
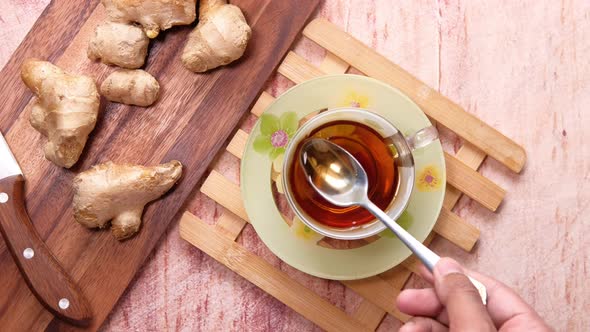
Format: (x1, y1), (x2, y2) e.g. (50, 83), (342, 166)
(227, 129), (249, 158)
(215, 211), (248, 241)
(303, 18), (526, 173)
(279, 51), (324, 84)
(342, 277), (409, 322)
(201, 171), (248, 221)
(319, 52), (350, 74)
(379, 265), (414, 290)
(251, 92), (275, 117)
(352, 300), (388, 330)
(452, 142), (488, 170)
(443, 143), (487, 209)
(180, 213), (370, 332)
(434, 208), (479, 251)
(445, 152), (505, 211)
(278, 51), (326, 83)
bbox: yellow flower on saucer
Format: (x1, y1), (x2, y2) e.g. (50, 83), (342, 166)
(417, 165), (442, 192)
(342, 91), (369, 108)
(291, 216), (323, 241)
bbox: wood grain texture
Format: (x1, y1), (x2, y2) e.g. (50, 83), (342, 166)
(251, 91), (275, 117)
(201, 171), (248, 221)
(0, 0), (320, 330)
(443, 143), (487, 209)
(2, 1), (588, 331)
(319, 52), (350, 74)
(444, 152), (505, 211)
(215, 211), (248, 241)
(351, 299), (387, 330)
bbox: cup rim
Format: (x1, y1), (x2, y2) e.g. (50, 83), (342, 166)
(282, 107), (416, 240)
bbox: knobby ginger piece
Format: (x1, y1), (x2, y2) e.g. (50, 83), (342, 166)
(88, 21), (149, 69)
(181, 0), (251, 72)
(101, 69), (160, 106)
(21, 59), (100, 168)
(102, 0), (197, 38)
(73, 160), (183, 240)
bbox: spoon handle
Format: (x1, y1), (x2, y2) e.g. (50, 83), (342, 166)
(363, 201), (440, 271)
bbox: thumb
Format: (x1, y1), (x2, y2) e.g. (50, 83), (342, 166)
(434, 258), (496, 331)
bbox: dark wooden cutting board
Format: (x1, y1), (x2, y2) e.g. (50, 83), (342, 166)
(0, 0), (319, 330)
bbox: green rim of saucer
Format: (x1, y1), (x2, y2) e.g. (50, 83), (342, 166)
(241, 74), (446, 280)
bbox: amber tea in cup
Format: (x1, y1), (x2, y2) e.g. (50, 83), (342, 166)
(282, 108), (438, 240)
(289, 121), (398, 228)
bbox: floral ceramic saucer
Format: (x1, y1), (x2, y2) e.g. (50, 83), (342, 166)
(241, 75), (445, 280)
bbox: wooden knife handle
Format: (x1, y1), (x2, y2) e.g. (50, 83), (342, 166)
(0, 175), (92, 326)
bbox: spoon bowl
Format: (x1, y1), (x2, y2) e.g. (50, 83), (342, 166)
(300, 139), (368, 207)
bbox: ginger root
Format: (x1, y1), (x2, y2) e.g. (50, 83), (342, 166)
(73, 160), (182, 240)
(88, 21), (149, 69)
(181, 0), (251, 72)
(102, 0), (197, 39)
(101, 69), (160, 106)
(21, 59), (100, 168)
(89, 0), (196, 71)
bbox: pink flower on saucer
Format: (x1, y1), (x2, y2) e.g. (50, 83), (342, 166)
(253, 112), (298, 160)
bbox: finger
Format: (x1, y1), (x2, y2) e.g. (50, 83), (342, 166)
(399, 317), (448, 332)
(397, 288), (443, 317)
(464, 269), (545, 328)
(435, 308), (449, 326)
(434, 258), (496, 331)
(398, 287), (451, 326)
(418, 263), (435, 284)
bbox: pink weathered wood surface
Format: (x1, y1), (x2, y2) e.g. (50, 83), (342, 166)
(1, 1), (588, 331)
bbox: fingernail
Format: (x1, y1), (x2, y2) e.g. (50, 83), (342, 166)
(435, 257), (464, 276)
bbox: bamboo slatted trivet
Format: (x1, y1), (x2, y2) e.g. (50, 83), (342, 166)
(179, 18), (526, 331)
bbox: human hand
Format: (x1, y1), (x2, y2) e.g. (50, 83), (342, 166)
(396, 257), (552, 331)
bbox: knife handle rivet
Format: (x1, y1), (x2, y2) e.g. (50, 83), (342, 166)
(0, 192), (8, 203)
(59, 298), (70, 310)
(23, 248), (34, 259)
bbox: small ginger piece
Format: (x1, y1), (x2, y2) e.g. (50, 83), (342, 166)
(101, 69), (160, 106)
(181, 0), (251, 72)
(88, 21), (149, 69)
(73, 160), (183, 240)
(21, 59), (100, 168)
(102, 0), (197, 38)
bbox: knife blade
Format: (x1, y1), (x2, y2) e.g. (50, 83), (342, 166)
(0, 132), (92, 326)
(0, 132), (22, 179)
